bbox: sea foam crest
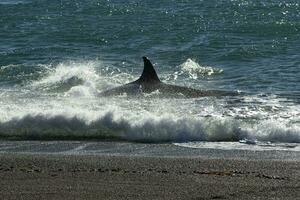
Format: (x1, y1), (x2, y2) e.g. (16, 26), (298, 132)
(0, 109), (299, 143)
(30, 60), (137, 96)
(30, 61), (101, 96)
(178, 58), (223, 79)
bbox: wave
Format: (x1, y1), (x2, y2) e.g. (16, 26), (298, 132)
(27, 60), (139, 96)
(29, 61), (102, 97)
(0, 111), (298, 143)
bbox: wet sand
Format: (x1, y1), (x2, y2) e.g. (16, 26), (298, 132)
(0, 153), (299, 200)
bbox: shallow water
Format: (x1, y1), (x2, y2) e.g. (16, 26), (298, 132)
(0, 141), (299, 160)
(0, 0), (299, 147)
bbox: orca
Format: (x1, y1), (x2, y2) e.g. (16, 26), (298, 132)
(100, 57), (238, 98)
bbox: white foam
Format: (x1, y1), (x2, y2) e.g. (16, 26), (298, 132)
(0, 100), (299, 143)
(31, 61), (100, 91)
(174, 141), (300, 151)
(178, 58), (223, 79)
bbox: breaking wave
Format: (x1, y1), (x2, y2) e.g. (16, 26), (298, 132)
(0, 110), (299, 143)
(30, 61), (101, 96)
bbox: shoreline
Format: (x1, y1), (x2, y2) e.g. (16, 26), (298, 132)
(0, 140), (299, 160)
(0, 153), (299, 199)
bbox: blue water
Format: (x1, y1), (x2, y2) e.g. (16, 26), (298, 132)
(0, 0), (299, 147)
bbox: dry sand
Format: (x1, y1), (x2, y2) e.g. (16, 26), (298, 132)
(0, 153), (299, 200)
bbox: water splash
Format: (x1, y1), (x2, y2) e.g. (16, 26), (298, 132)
(177, 58), (223, 79)
(31, 61), (100, 94)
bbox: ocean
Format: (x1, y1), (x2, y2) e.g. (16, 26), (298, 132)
(0, 0), (299, 153)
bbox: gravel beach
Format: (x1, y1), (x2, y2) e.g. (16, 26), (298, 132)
(0, 153), (299, 200)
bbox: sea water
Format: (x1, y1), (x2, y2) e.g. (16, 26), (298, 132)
(0, 0), (299, 152)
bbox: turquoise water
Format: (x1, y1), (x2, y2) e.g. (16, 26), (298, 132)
(0, 0), (299, 145)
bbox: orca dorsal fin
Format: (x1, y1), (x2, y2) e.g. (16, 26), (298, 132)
(137, 57), (161, 83)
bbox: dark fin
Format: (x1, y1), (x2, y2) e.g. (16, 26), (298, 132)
(136, 57), (161, 83)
